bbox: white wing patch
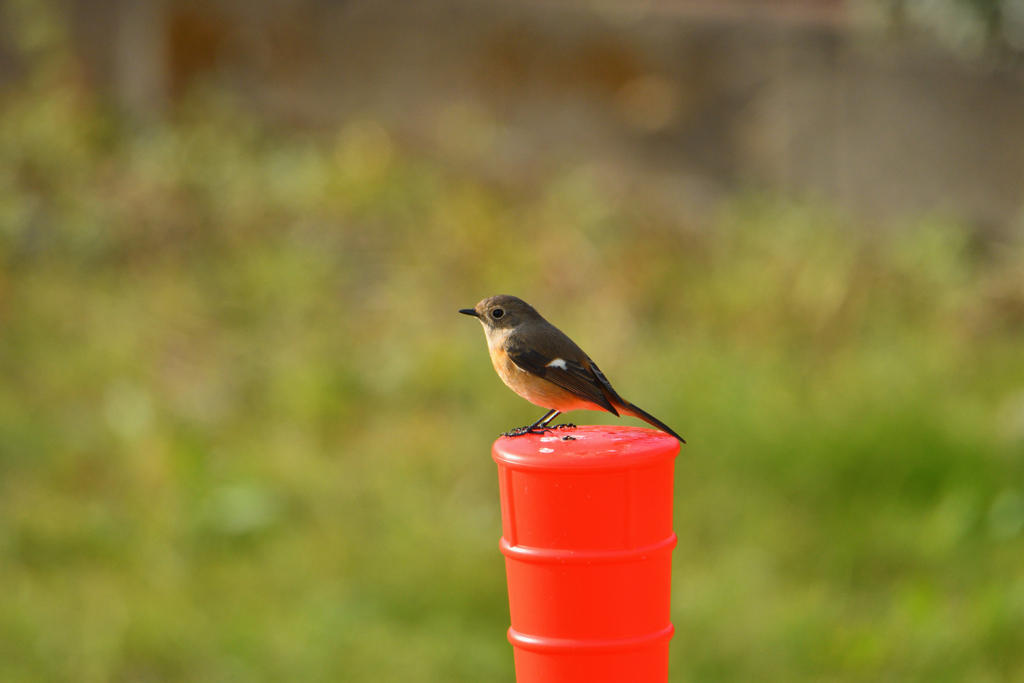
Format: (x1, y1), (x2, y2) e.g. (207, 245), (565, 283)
(546, 358), (568, 370)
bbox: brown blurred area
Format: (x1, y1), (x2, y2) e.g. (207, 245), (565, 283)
(30, 0), (1024, 234)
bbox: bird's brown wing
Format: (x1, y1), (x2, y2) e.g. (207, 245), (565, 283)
(584, 356), (628, 405)
(506, 346), (620, 416)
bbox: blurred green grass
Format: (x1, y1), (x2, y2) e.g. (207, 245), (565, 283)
(3, 5), (1024, 682)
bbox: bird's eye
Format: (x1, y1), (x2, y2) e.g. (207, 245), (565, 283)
(491, 309), (505, 319)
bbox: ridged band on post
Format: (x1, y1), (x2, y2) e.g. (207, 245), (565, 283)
(493, 425), (679, 683)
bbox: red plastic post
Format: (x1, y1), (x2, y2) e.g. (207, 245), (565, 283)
(492, 425), (679, 683)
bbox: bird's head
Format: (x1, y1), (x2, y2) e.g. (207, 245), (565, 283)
(459, 295), (540, 333)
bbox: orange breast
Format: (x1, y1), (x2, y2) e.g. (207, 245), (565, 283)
(488, 344), (597, 413)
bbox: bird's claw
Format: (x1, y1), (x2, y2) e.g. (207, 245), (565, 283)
(501, 422), (577, 438)
(502, 426), (550, 438)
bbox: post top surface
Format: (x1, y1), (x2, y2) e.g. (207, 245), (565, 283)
(492, 425), (679, 472)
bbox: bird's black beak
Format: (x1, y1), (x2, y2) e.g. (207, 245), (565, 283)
(459, 308), (480, 317)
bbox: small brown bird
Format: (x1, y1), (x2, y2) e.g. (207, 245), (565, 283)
(460, 295), (684, 442)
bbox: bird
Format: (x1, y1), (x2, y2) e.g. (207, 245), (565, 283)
(460, 295), (684, 442)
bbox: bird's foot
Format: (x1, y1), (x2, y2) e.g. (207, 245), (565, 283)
(501, 423), (576, 438)
(502, 425), (550, 438)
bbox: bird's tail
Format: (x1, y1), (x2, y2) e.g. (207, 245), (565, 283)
(620, 403), (686, 444)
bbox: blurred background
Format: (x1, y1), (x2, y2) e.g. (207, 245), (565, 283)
(1, 0), (1024, 680)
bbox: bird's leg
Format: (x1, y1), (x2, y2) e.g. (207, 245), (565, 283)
(542, 410), (575, 431)
(503, 410), (560, 437)
(538, 410), (561, 428)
